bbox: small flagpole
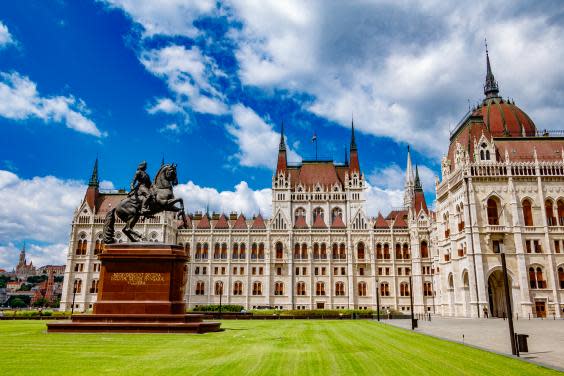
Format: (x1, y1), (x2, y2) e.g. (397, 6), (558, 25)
(312, 132), (318, 160)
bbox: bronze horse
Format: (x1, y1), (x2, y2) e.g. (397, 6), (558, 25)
(103, 163), (187, 243)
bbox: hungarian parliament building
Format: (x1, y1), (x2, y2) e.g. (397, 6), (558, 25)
(60, 53), (564, 319)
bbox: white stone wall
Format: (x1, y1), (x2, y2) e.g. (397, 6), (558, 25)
(435, 152), (564, 318)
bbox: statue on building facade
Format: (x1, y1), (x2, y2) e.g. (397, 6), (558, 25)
(103, 162), (187, 243)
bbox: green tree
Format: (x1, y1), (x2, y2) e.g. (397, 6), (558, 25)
(27, 275), (48, 284)
(0, 274), (14, 288)
(33, 298), (49, 307)
(18, 283), (32, 291)
(10, 298), (26, 308)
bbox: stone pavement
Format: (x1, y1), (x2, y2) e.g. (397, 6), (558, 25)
(383, 317), (564, 371)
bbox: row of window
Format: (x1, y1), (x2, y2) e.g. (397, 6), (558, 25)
(443, 198), (564, 240)
(72, 279), (98, 294)
(75, 237), (430, 261)
(195, 281), (409, 297)
(488, 198), (564, 227)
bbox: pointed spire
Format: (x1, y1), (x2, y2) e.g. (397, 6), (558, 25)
(348, 117), (360, 172)
(484, 39), (500, 99)
(279, 121), (286, 151)
(276, 121), (288, 173)
(414, 165), (423, 192)
(350, 117), (357, 151)
(88, 158), (99, 188)
(405, 146), (414, 186)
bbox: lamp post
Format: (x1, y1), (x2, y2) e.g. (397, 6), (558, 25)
(376, 279), (380, 321)
(71, 282), (77, 315)
(218, 281), (224, 319)
(409, 276), (415, 330)
(501, 252), (518, 356)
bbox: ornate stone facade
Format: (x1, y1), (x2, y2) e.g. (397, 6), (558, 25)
(434, 51), (564, 319)
(60, 53), (564, 318)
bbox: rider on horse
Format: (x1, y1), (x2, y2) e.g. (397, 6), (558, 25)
(130, 160), (153, 215)
(103, 161), (187, 243)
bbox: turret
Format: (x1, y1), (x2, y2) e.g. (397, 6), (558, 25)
(85, 158), (99, 211)
(276, 122), (287, 174)
(349, 120), (360, 173)
(404, 146), (415, 209)
(484, 40), (500, 99)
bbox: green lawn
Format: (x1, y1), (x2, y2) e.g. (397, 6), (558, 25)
(1, 320), (558, 375)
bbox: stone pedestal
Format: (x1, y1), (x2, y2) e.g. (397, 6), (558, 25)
(47, 243), (221, 334)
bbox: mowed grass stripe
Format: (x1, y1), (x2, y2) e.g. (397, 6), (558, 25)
(0, 320), (558, 376)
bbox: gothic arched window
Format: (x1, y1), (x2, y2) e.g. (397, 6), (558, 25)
(523, 199), (533, 226)
(487, 198), (499, 225)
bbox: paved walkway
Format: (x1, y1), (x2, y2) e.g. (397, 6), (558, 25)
(384, 317), (564, 371)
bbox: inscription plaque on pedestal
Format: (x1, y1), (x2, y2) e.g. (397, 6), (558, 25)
(47, 243), (221, 334)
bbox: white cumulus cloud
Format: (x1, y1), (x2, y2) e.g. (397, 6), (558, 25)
(101, 0), (216, 38)
(0, 72), (104, 137)
(368, 163), (436, 192)
(0, 21), (14, 48)
(141, 45), (228, 122)
(0, 170), (85, 244)
(228, 1), (564, 157)
(227, 104), (301, 169)
(175, 180), (272, 217)
(0, 170), (87, 269)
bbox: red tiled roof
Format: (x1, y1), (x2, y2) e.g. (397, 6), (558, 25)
(214, 214), (230, 229)
(251, 214), (266, 229)
(312, 214), (327, 229)
(495, 138), (564, 162)
(473, 98), (536, 138)
(414, 191), (428, 214)
(331, 215), (346, 228)
(447, 99), (540, 168)
(232, 214), (247, 230)
(276, 149), (287, 173)
(349, 150), (360, 172)
(374, 212), (389, 229)
(447, 121), (488, 169)
(176, 216), (192, 229)
(94, 193), (127, 215)
(393, 213), (408, 228)
(196, 215), (211, 229)
(385, 210), (407, 221)
(290, 162), (343, 188)
(294, 215), (308, 229)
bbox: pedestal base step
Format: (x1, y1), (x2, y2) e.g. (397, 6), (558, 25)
(70, 313), (206, 323)
(47, 314), (221, 333)
(47, 320), (221, 333)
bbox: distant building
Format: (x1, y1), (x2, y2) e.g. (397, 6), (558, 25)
(15, 244), (36, 281)
(31, 269), (61, 306)
(37, 265), (65, 276)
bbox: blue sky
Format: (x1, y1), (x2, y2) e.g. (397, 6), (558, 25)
(1, 0), (563, 269)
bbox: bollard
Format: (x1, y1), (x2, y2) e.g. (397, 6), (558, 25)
(528, 313), (530, 320)
(462, 334), (465, 344)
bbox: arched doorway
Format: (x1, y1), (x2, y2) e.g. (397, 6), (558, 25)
(487, 270), (512, 318)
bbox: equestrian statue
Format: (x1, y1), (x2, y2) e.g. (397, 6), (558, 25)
(103, 161), (188, 243)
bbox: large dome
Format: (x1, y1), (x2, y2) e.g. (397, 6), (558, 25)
(472, 97), (537, 137)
